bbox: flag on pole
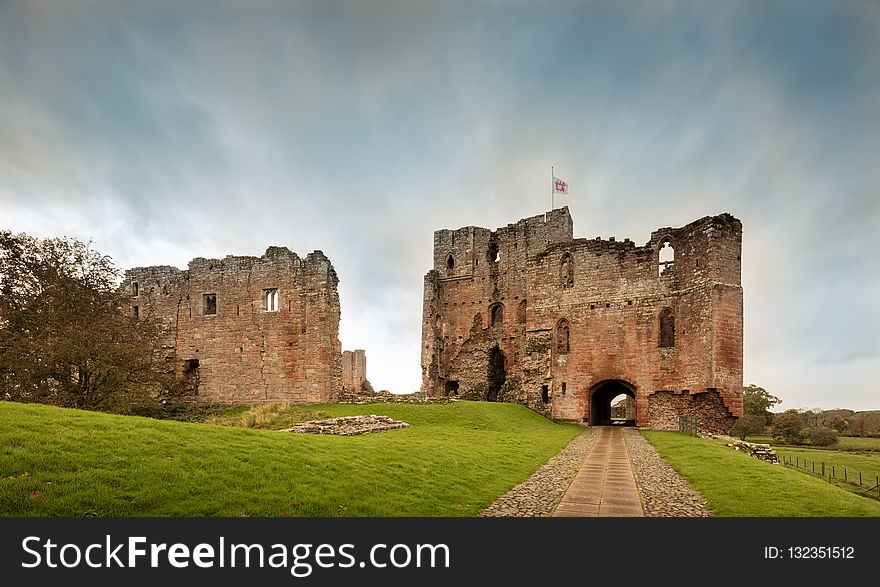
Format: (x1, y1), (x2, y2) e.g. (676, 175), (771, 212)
(553, 176), (568, 195)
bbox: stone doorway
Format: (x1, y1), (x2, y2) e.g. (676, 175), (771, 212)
(487, 346), (506, 402)
(589, 380), (636, 426)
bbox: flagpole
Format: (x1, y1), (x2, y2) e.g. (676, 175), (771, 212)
(551, 166), (554, 211)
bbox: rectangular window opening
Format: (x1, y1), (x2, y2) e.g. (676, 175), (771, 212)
(263, 288), (279, 312)
(203, 293), (217, 315)
(132, 282), (139, 297)
(132, 305), (139, 318)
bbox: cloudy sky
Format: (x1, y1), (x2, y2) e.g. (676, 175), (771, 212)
(1, 1), (878, 410)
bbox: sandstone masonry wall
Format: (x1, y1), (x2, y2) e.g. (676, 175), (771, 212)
(341, 349), (367, 391)
(124, 247), (341, 404)
(421, 207), (743, 431)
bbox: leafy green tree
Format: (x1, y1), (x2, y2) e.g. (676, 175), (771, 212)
(742, 384), (781, 428)
(829, 417), (848, 433)
(770, 410), (805, 445)
(804, 427), (838, 447)
(730, 414), (766, 440)
(0, 231), (168, 411)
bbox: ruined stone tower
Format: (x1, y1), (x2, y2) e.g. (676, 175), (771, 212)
(341, 349), (367, 391)
(124, 247), (342, 403)
(420, 207), (743, 433)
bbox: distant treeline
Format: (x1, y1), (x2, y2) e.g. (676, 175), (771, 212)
(788, 409), (880, 438)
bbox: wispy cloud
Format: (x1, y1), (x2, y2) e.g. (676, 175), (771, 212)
(1, 0), (878, 405)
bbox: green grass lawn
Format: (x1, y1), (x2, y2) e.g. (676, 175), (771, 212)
(641, 430), (880, 516)
(0, 400), (582, 517)
(772, 446), (880, 494)
(746, 435), (880, 451)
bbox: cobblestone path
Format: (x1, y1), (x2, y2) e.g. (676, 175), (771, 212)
(622, 428), (709, 517)
(481, 426), (709, 517)
(480, 428), (598, 517)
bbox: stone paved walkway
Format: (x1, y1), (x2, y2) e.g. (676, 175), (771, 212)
(481, 425), (709, 518)
(552, 426), (644, 517)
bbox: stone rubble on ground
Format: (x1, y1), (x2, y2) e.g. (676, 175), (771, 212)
(623, 428), (710, 517)
(281, 415), (408, 436)
(718, 437), (780, 464)
(337, 390), (453, 405)
(480, 428), (599, 517)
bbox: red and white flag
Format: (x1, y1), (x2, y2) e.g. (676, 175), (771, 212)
(553, 176), (568, 195)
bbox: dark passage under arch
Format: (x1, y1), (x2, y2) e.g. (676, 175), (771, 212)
(590, 380), (636, 426)
(487, 346), (506, 402)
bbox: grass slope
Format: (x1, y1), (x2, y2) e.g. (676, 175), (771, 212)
(0, 401), (581, 517)
(772, 446), (880, 493)
(747, 435), (880, 452)
(641, 430), (880, 517)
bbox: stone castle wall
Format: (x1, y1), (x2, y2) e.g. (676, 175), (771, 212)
(421, 207), (743, 431)
(341, 349), (367, 391)
(124, 246), (341, 404)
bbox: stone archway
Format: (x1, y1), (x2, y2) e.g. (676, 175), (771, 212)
(487, 346), (506, 402)
(589, 380), (636, 426)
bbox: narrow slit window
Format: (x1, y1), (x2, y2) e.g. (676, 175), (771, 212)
(132, 305), (139, 318)
(263, 288), (279, 312)
(659, 308), (675, 348)
(132, 281), (139, 297)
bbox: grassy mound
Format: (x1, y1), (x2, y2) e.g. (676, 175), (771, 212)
(0, 400), (582, 517)
(642, 430), (880, 516)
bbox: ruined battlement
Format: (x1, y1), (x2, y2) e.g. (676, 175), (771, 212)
(421, 208), (743, 433)
(124, 246), (342, 404)
(432, 208), (574, 281)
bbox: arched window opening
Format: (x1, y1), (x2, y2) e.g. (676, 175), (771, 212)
(560, 253), (574, 288)
(517, 299), (527, 324)
(659, 239), (675, 276)
(659, 308), (675, 348)
(446, 253), (455, 274)
(556, 318), (570, 354)
(490, 303), (504, 328)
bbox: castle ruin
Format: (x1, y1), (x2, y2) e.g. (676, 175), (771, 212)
(420, 207), (743, 433)
(341, 349), (367, 391)
(124, 246), (341, 403)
